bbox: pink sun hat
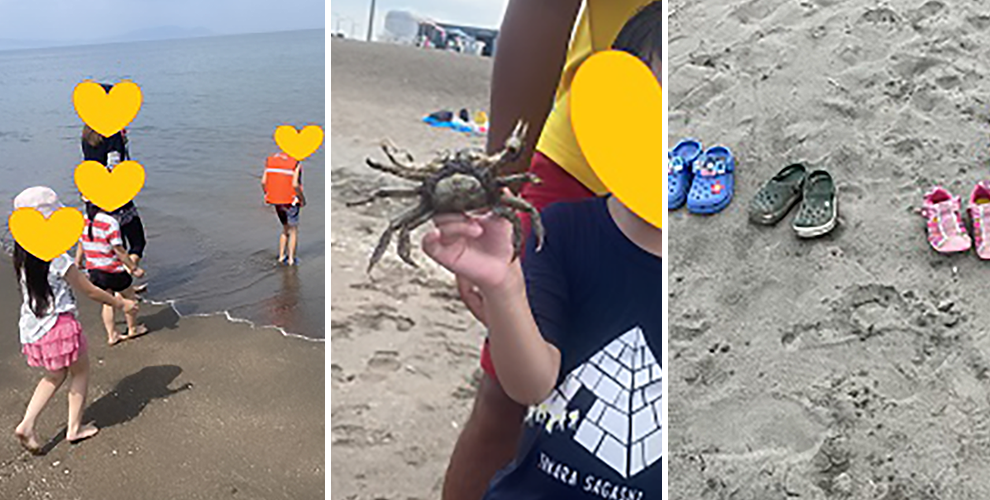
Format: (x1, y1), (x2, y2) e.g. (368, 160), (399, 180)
(13, 186), (65, 218)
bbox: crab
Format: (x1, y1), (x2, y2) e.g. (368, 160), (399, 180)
(347, 120), (544, 273)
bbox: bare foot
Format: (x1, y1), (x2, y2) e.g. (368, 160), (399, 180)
(14, 423), (41, 454)
(121, 324), (149, 341)
(133, 283), (148, 294)
(67, 423), (99, 444)
(108, 332), (123, 346)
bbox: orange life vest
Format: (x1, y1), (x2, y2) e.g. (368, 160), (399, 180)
(263, 153), (299, 205)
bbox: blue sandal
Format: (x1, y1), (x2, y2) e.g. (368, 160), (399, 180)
(686, 146), (735, 214)
(667, 139), (703, 209)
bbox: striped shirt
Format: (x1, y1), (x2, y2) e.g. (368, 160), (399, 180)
(80, 212), (125, 273)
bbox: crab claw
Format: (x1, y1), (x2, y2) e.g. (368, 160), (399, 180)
(505, 120), (528, 154)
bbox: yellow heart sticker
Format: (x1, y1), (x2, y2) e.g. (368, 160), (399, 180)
(9, 208), (86, 262)
(72, 80), (143, 138)
(571, 50), (663, 229)
(274, 125), (324, 161)
(74, 161), (146, 212)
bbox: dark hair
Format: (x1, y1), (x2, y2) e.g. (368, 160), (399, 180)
(82, 124), (105, 148)
(612, 1), (662, 64)
(14, 243), (53, 318)
(86, 201), (103, 240)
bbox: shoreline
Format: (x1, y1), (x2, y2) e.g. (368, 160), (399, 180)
(0, 238), (322, 343)
(0, 256), (325, 499)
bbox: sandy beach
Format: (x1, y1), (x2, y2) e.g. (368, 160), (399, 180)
(330, 38), (496, 499)
(668, 1), (990, 498)
(0, 258), (325, 499)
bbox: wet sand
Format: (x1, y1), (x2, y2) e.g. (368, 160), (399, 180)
(330, 38), (494, 499)
(668, 1), (990, 498)
(0, 259), (324, 499)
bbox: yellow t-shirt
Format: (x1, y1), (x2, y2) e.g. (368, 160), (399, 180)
(535, 0), (654, 195)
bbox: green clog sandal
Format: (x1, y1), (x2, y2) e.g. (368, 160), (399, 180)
(792, 170), (838, 238)
(748, 163), (807, 225)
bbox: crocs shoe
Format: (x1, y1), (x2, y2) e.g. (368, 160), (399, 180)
(748, 163), (807, 225)
(667, 139), (703, 209)
(921, 186), (971, 253)
(686, 146), (735, 214)
(968, 182), (990, 259)
(792, 170), (838, 238)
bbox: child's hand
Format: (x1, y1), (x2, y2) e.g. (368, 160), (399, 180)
(456, 275), (487, 326)
(423, 212), (516, 292)
(121, 298), (139, 314)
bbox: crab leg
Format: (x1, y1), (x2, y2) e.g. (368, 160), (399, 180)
(396, 210), (435, 268)
(496, 173), (542, 187)
(367, 204), (431, 274)
(492, 205), (526, 261)
(499, 193), (545, 253)
(382, 140), (421, 165)
(481, 120), (529, 169)
(365, 158), (433, 182)
(346, 188), (421, 207)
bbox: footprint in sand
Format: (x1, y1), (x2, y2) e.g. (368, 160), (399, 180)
(331, 363), (354, 383)
(399, 445), (429, 467)
(366, 350), (402, 373)
(331, 424), (394, 448)
(330, 319), (352, 341)
(907, 1), (947, 28)
(967, 15), (990, 30)
(683, 345), (734, 388)
(671, 308), (711, 343)
(780, 284), (966, 360)
(347, 305), (416, 333)
(860, 7), (900, 27)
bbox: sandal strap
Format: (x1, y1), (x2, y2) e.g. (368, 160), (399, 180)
(972, 204), (989, 245)
(922, 196), (965, 244)
(667, 155), (687, 174)
(693, 155), (734, 177)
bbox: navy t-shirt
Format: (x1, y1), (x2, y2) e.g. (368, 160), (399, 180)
(81, 130), (137, 215)
(484, 197), (663, 500)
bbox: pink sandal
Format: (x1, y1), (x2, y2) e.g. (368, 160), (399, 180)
(968, 182), (990, 260)
(921, 187), (971, 253)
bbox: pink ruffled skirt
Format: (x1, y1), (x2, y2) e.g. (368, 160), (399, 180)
(22, 313), (87, 372)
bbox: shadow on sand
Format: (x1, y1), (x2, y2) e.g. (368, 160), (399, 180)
(39, 365), (192, 454)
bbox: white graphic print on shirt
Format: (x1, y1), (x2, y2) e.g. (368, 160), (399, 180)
(524, 325), (663, 479)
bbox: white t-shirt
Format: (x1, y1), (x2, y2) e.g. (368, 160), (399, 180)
(19, 254), (78, 345)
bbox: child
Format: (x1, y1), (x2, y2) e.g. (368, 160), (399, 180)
(424, 194), (662, 499)
(76, 201), (147, 345)
(82, 91), (148, 293)
(12, 187), (139, 453)
(262, 151), (306, 265)
(443, 2), (663, 498)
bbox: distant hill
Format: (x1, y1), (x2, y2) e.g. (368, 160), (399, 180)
(0, 26), (216, 52)
(109, 26), (215, 43)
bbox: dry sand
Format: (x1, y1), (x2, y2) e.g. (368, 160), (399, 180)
(330, 39), (495, 500)
(0, 259), (325, 500)
(669, 1), (990, 498)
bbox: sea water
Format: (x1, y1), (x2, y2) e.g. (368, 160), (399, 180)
(0, 29), (326, 339)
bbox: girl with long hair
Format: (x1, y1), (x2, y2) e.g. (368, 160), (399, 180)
(11, 187), (139, 453)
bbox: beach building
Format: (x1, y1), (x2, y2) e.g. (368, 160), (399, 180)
(382, 10), (498, 57)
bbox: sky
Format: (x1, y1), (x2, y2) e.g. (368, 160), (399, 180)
(0, 0), (325, 42)
(330, 0), (508, 39)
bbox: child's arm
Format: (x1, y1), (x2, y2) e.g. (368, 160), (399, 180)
(480, 262), (561, 405)
(64, 264), (137, 312)
(293, 165), (306, 207)
(423, 213), (561, 405)
(74, 243), (84, 269)
(486, 0), (582, 176)
(112, 245), (144, 278)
